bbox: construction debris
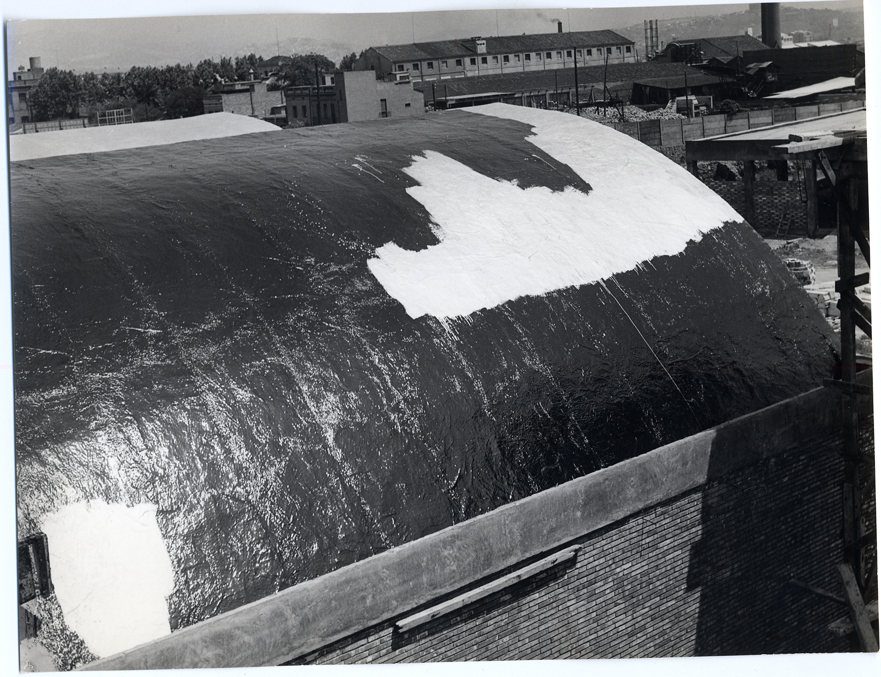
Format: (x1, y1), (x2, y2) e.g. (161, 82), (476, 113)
(783, 257), (816, 286)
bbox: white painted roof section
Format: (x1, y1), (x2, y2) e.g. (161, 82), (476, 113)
(9, 112), (280, 162)
(765, 76), (856, 99)
(40, 501), (174, 658)
(367, 104), (742, 320)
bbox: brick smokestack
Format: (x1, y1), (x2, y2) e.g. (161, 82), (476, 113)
(761, 2), (782, 48)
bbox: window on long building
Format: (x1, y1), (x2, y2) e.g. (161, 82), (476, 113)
(396, 64), (405, 72)
(556, 51), (562, 59)
(427, 61), (434, 69)
(546, 52), (552, 59)
(412, 63), (420, 70)
(566, 50), (572, 58)
(536, 52), (542, 60)
(441, 60), (448, 67)
(586, 48), (592, 56)
(492, 56), (498, 64)
(456, 58), (463, 66)
(626, 46), (632, 53)
(503, 55), (509, 63)
(469, 57), (476, 65)
(481, 56), (487, 65)
(525, 53), (531, 61)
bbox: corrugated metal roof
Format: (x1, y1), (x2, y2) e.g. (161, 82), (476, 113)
(373, 30), (633, 63)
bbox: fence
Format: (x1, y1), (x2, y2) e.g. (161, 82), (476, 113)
(607, 99), (864, 149)
(20, 118), (89, 134)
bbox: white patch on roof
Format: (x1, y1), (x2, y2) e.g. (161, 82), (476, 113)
(40, 501), (174, 658)
(368, 104), (742, 319)
(764, 76), (856, 99)
(10, 112), (280, 162)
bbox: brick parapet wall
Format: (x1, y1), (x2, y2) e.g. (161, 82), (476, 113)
(296, 426), (857, 663)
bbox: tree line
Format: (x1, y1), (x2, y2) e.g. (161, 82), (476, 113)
(23, 51), (362, 124)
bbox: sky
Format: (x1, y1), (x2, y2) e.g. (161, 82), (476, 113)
(3, 1), (866, 76)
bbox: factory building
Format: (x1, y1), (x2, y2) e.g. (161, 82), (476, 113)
(354, 25), (637, 83)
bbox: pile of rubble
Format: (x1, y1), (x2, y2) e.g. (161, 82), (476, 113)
(570, 103), (684, 124)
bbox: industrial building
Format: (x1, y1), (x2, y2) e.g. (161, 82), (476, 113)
(354, 26), (637, 83)
(411, 61), (725, 110)
(6, 56), (44, 126)
(652, 34), (768, 65)
(284, 70), (422, 125)
(203, 80), (286, 121)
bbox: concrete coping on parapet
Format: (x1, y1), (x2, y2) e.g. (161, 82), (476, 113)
(82, 371), (872, 671)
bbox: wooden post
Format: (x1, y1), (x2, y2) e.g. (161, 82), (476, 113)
(838, 564), (879, 651)
(805, 160), (819, 238)
(743, 159), (756, 226)
(838, 172), (860, 576)
(776, 160), (789, 181)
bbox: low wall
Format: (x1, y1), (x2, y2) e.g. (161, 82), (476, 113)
(84, 374), (873, 670)
(607, 100), (864, 150)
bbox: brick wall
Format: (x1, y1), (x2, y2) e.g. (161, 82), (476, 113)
(293, 423), (858, 663)
(702, 178), (809, 236)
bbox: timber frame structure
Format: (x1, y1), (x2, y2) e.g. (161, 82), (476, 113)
(688, 116), (876, 650)
(685, 109), (866, 238)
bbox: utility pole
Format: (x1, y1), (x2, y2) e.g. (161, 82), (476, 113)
(684, 66), (690, 118)
(573, 48), (580, 116)
(314, 63), (321, 126)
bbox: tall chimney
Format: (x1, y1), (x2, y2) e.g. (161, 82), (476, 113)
(761, 3), (782, 48)
(558, 21), (563, 33)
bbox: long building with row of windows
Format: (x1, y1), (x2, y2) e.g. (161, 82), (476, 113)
(353, 28), (637, 82)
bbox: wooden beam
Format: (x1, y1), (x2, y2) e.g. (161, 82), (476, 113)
(838, 564), (880, 652)
(841, 290), (872, 323)
(773, 134), (852, 155)
(805, 159), (819, 238)
(789, 578), (846, 605)
(828, 599), (879, 638)
(850, 307), (872, 339)
(395, 545), (581, 632)
(817, 150), (837, 186)
(835, 272), (871, 292)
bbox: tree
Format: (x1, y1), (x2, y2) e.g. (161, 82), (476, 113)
(270, 53), (336, 90)
(164, 86), (206, 118)
(156, 63), (195, 94)
(339, 52), (359, 71)
(123, 66), (162, 120)
(234, 54), (263, 81)
(99, 71), (125, 100)
(27, 68), (82, 121)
